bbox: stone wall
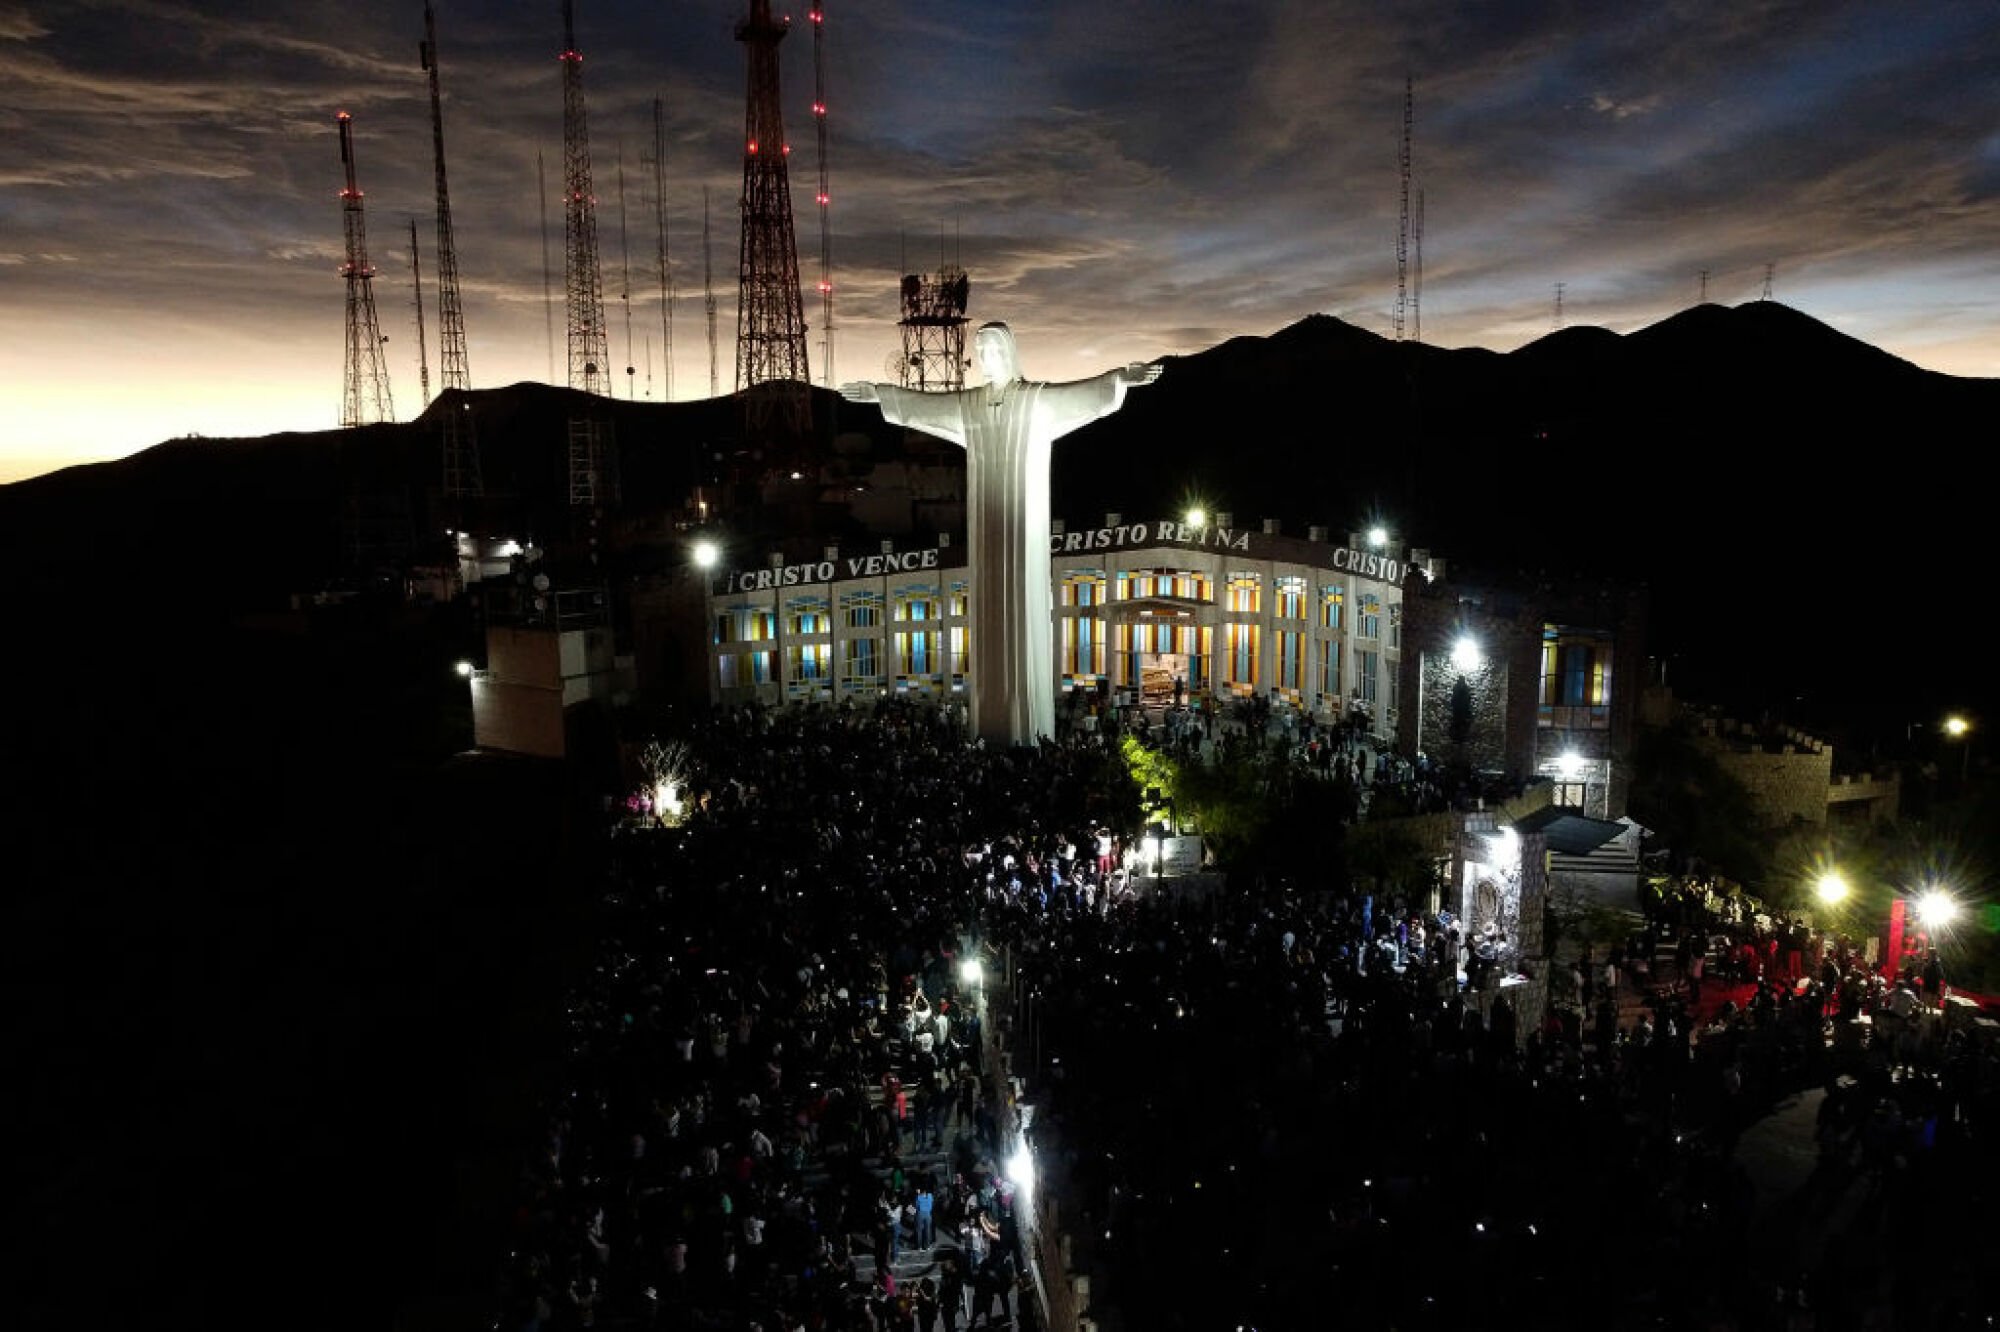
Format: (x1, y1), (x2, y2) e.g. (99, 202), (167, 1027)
(1417, 652), (1511, 774)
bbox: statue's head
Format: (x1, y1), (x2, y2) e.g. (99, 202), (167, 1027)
(974, 322), (1020, 386)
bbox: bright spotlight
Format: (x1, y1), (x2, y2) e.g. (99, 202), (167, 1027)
(959, 958), (983, 987)
(454, 660), (474, 678)
(1367, 525), (1389, 549)
(1185, 507), (1207, 528)
(1007, 1144), (1036, 1203)
(1451, 636), (1482, 673)
(1556, 751), (1583, 780)
(1918, 890), (1960, 928)
(1946, 715), (1970, 739)
(692, 539), (720, 569)
(1815, 874), (1848, 905)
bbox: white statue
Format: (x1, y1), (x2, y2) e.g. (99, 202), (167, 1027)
(842, 322), (1161, 745)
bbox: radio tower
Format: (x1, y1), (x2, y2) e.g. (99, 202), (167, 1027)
(337, 111), (394, 427)
(735, 0), (811, 442)
(558, 0), (615, 510)
(540, 150), (555, 382)
(651, 96), (675, 402)
(560, 1), (610, 395)
(618, 144), (636, 399)
(421, 2), (469, 391)
(704, 185), (719, 398)
(1411, 188), (1425, 344)
(898, 263), (970, 392)
(810, 0), (833, 387)
(1393, 75), (1413, 342)
(424, 4), (480, 504)
(1553, 282), (1566, 331)
(409, 218), (433, 411)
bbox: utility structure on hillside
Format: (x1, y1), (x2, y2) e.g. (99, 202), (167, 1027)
(559, 0), (617, 512)
(650, 96), (675, 402)
(809, 0), (834, 387)
(337, 111), (394, 428)
(1394, 74), (1415, 344)
(703, 186), (719, 398)
(422, 0), (481, 503)
(409, 217), (433, 412)
(1411, 188), (1424, 345)
(897, 265), (970, 392)
(735, 0), (811, 443)
(422, 1), (470, 393)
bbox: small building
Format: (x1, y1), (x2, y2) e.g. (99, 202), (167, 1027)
(470, 582), (631, 759)
(1397, 566), (1648, 821)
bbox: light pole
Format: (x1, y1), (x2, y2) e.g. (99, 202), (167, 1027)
(1945, 714), (1973, 785)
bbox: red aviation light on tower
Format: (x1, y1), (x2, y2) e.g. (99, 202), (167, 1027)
(747, 140), (759, 154)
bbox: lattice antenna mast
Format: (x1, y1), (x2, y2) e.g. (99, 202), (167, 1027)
(1762, 262), (1775, 300)
(560, 0), (610, 394)
(1394, 74), (1412, 342)
(810, 0), (833, 386)
(1699, 268), (1710, 304)
(704, 185), (718, 398)
(1412, 188), (1424, 345)
(618, 144), (636, 399)
(1553, 282), (1566, 331)
(409, 218), (433, 411)
(539, 150), (555, 382)
(898, 265), (969, 392)
(651, 96), (675, 402)
(735, 0), (811, 437)
(337, 111), (394, 427)
(421, 2), (470, 391)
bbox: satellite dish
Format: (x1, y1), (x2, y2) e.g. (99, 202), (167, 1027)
(532, 573), (551, 592)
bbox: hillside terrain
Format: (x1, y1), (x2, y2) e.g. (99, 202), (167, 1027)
(5, 300), (1992, 744)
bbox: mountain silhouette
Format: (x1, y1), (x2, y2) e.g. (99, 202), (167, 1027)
(4, 300), (1990, 745)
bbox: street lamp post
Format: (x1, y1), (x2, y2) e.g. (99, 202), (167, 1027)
(1945, 715), (1973, 785)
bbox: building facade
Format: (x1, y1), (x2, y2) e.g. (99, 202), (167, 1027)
(701, 513), (1442, 732)
(1396, 568), (1648, 822)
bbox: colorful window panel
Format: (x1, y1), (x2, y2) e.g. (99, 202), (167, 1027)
(786, 595), (831, 637)
(842, 636), (880, 679)
(1225, 572), (1261, 614)
(1062, 570), (1107, 607)
(1320, 584), (1345, 630)
(1275, 575), (1307, 620)
(893, 584), (939, 622)
(842, 590), (882, 629)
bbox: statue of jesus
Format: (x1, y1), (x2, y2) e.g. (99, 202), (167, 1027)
(842, 322), (1161, 745)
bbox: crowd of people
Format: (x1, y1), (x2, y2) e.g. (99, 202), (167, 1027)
(493, 694), (2000, 1330)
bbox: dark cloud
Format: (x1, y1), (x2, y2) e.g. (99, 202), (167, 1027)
(2, 0), (1997, 479)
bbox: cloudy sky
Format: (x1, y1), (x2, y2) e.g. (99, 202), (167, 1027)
(3, 0), (1997, 483)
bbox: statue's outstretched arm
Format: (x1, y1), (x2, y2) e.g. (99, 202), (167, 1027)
(1043, 361), (1162, 436)
(845, 381), (968, 447)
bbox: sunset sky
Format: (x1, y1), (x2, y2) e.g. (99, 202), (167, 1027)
(4, 0), (1998, 484)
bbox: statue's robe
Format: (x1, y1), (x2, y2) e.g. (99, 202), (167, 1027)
(870, 371), (1134, 744)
